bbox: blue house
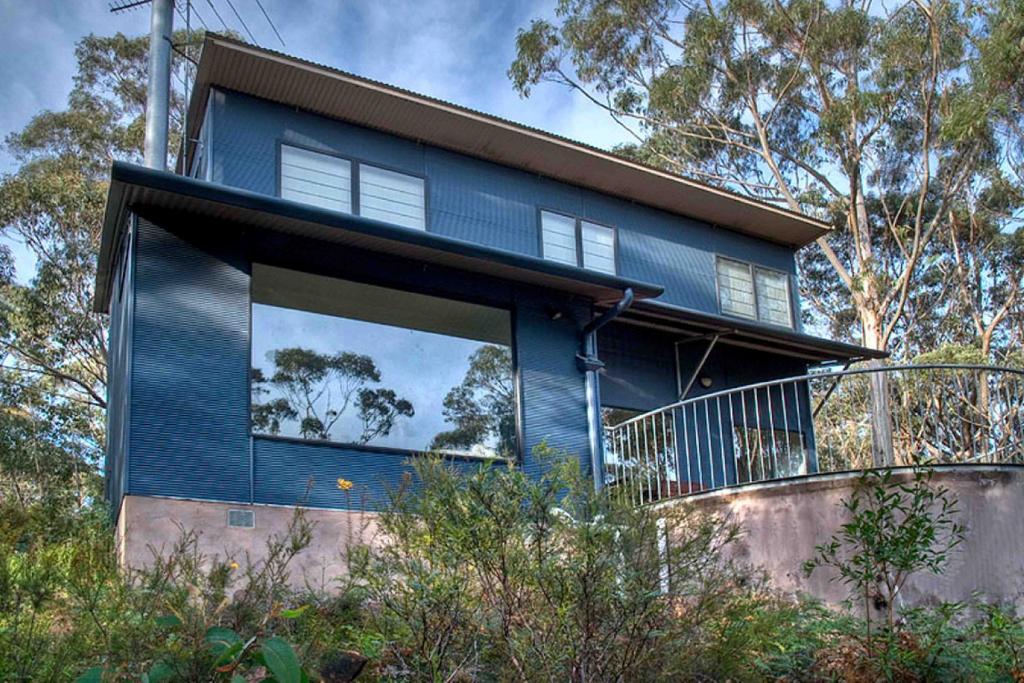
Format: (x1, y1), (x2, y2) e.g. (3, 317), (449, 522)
(97, 35), (880, 566)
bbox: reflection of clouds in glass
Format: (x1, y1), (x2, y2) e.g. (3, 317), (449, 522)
(252, 303), (506, 452)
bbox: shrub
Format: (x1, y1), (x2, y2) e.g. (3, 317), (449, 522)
(347, 445), (805, 682)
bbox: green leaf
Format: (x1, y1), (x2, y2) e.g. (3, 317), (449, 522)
(279, 605), (309, 619)
(76, 667), (105, 683)
(155, 614), (182, 629)
(143, 661), (175, 683)
(260, 636), (303, 683)
(206, 626), (241, 647)
(206, 626), (244, 664)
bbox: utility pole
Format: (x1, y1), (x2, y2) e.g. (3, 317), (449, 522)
(143, 0), (174, 170)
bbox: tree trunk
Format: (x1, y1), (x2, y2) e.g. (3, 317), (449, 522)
(862, 313), (894, 467)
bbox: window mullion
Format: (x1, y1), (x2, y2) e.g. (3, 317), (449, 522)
(575, 218), (585, 268)
(750, 263), (760, 322)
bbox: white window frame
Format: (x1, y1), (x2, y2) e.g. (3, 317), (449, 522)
(539, 210), (617, 275)
(358, 163), (426, 230)
(277, 142), (428, 231)
(278, 144), (354, 214)
(714, 256), (794, 328)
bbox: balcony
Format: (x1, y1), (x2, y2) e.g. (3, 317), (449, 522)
(602, 364), (1024, 504)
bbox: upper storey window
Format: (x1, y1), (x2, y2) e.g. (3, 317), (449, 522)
(359, 164), (426, 230)
(540, 210), (616, 275)
(280, 145), (353, 213)
(716, 256), (793, 328)
(278, 144), (425, 230)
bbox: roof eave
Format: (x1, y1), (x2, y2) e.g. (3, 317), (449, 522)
(93, 162), (664, 313)
(180, 34), (832, 248)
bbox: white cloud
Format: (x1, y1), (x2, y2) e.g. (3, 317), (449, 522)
(0, 0), (149, 171)
(0, 0), (633, 172)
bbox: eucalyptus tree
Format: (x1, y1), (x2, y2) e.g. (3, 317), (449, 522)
(511, 0), (1022, 464)
(0, 31), (202, 513)
(510, 0), (1022, 357)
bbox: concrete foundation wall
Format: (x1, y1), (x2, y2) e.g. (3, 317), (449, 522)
(116, 495), (380, 591)
(121, 466), (1024, 611)
(669, 465), (1024, 612)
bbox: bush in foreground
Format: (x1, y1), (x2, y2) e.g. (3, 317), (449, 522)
(0, 451), (1023, 681)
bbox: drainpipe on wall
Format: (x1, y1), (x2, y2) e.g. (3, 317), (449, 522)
(578, 288), (634, 491)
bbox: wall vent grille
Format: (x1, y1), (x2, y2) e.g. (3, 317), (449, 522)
(227, 509), (255, 528)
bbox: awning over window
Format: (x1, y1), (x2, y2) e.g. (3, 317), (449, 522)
(93, 162), (664, 313)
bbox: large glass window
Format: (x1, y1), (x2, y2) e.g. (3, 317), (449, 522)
(732, 426), (806, 483)
(250, 265), (516, 458)
(715, 256), (793, 328)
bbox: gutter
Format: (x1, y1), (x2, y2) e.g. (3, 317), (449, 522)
(578, 288), (635, 491)
(94, 162), (665, 312)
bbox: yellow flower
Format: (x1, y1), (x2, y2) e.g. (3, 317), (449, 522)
(336, 478), (354, 491)
(229, 561), (239, 571)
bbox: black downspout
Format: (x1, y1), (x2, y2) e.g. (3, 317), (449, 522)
(578, 288), (634, 491)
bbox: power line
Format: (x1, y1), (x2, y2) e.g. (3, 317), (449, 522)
(176, 1), (209, 31)
(188, 1), (209, 30)
(253, 0), (285, 47)
(204, 0), (232, 32)
(221, 0), (257, 44)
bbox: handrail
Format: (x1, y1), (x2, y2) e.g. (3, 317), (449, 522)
(604, 364), (1024, 433)
(601, 364), (1024, 505)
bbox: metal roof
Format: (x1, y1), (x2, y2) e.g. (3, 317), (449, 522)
(93, 162), (664, 313)
(180, 34), (832, 249)
(615, 300), (887, 363)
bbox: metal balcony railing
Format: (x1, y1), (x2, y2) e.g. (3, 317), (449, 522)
(602, 364), (1024, 505)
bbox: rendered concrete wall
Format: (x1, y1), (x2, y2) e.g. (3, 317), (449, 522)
(116, 495), (380, 592)
(668, 465), (1024, 612)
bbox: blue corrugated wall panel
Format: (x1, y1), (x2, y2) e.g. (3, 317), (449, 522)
(208, 89), (802, 324)
(599, 323), (679, 411)
(252, 437), (487, 511)
(104, 217), (134, 514)
(124, 214), (593, 509)
(515, 296), (591, 477)
(128, 218), (252, 501)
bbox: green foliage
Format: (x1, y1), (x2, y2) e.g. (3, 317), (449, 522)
(0, 507), (351, 682)
(350, 445), (820, 681)
(804, 467), (968, 677)
(511, 0), (1024, 360)
(0, 449), (1022, 680)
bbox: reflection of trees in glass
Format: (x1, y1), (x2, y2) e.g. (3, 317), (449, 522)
(251, 347), (413, 443)
(431, 345), (516, 456)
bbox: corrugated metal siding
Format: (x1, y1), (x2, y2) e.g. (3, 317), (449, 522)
(124, 215), (595, 509)
(208, 90), (802, 321)
(515, 296), (591, 477)
(104, 216), (134, 514)
(252, 437), (483, 511)
(128, 218), (251, 501)
(599, 323), (678, 411)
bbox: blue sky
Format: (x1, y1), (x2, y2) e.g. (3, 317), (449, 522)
(0, 0), (632, 279)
